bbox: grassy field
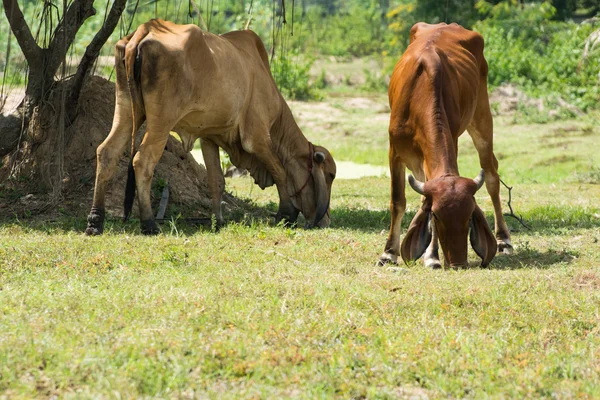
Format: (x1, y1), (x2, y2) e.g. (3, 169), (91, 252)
(290, 89), (600, 185)
(1, 90), (600, 397)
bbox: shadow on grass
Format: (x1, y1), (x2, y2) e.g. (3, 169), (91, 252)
(1, 199), (597, 238)
(330, 207), (397, 233)
(0, 194), (278, 235)
(488, 246), (579, 270)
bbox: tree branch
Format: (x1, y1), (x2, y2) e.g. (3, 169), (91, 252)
(2, 0), (41, 64)
(47, 0), (96, 74)
(66, 0), (127, 120)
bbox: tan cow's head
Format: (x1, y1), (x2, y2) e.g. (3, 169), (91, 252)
(401, 170), (497, 268)
(289, 145), (336, 228)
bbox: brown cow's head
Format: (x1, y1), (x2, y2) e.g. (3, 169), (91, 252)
(289, 145), (336, 228)
(401, 170), (497, 268)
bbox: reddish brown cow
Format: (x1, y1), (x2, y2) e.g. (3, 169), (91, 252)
(378, 23), (513, 269)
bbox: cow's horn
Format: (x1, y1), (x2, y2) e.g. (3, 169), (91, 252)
(408, 175), (425, 195)
(311, 165), (329, 228)
(314, 152), (325, 164)
(473, 169), (485, 192)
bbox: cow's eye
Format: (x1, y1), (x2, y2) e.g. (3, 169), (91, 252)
(431, 212), (439, 221)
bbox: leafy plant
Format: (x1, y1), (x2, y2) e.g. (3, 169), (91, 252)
(474, 1), (600, 112)
(271, 48), (320, 100)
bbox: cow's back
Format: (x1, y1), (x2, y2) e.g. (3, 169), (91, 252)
(219, 30), (283, 122)
(136, 21), (247, 120)
(131, 20), (282, 142)
(389, 23), (487, 144)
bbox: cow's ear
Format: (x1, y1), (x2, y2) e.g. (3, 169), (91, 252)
(401, 209), (432, 264)
(469, 205), (497, 267)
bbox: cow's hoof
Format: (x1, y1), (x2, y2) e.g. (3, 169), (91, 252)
(376, 252), (397, 267)
(275, 212), (297, 227)
(211, 218), (225, 232)
(85, 208), (105, 236)
(85, 226), (103, 236)
(498, 240), (513, 255)
(425, 258), (442, 269)
(141, 220), (160, 235)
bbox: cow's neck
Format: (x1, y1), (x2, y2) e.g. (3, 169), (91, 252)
(422, 125), (460, 179)
(272, 99), (309, 166)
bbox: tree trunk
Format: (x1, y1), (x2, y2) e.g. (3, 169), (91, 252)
(0, 0), (120, 158)
(66, 0), (127, 123)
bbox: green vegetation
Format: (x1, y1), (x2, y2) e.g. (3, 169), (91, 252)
(2, 90), (600, 396)
(1, 119), (600, 396)
(474, 4), (600, 112)
(1, 1), (600, 397)
(3, 0), (599, 106)
(289, 92), (600, 180)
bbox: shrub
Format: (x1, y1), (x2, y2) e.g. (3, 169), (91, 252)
(271, 48), (320, 100)
(289, 5), (390, 58)
(474, 2), (600, 112)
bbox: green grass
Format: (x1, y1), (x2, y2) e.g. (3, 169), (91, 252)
(291, 92), (600, 185)
(2, 77), (600, 396)
(1, 173), (600, 397)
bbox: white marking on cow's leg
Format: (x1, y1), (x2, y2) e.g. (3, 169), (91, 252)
(200, 138), (225, 226)
(498, 238), (514, 255)
(423, 219), (442, 269)
(378, 153), (406, 266)
(132, 128), (170, 234)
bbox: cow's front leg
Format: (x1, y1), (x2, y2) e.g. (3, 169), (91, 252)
(423, 219), (442, 269)
(378, 152), (406, 266)
(245, 144), (298, 224)
(482, 156), (513, 254)
(275, 197), (299, 225)
(132, 129), (170, 235)
(468, 96), (512, 255)
(260, 154), (298, 225)
(200, 138), (225, 227)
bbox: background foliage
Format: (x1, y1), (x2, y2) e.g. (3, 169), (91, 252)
(1, 0), (599, 104)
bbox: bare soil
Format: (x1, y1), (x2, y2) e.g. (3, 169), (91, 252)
(0, 77), (224, 220)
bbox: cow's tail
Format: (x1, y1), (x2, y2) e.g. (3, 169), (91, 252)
(122, 26), (149, 222)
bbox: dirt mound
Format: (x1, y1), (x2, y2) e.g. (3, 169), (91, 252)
(0, 76), (224, 220)
(488, 84), (543, 114)
(489, 84), (583, 118)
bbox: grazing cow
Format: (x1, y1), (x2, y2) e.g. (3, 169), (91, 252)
(85, 19), (336, 235)
(378, 22), (513, 269)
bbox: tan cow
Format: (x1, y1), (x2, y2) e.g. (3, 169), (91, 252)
(378, 23), (513, 269)
(85, 19), (336, 235)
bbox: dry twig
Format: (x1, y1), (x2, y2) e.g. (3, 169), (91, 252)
(500, 178), (531, 230)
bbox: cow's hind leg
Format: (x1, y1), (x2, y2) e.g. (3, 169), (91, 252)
(86, 96), (142, 235)
(467, 87), (512, 254)
(200, 138), (225, 227)
(132, 125), (170, 235)
(378, 147), (406, 266)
